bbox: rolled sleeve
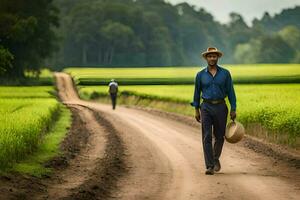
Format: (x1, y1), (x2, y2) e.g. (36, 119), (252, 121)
(191, 72), (201, 109)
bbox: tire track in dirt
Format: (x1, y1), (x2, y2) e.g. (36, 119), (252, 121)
(2, 72), (298, 200)
(36, 105), (107, 199)
(0, 104), (127, 200)
(2, 73), (128, 200)
(53, 72), (300, 200)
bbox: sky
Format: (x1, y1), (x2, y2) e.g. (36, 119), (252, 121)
(166, 0), (300, 26)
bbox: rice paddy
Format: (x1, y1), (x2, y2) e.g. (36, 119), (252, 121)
(65, 64), (300, 85)
(73, 65), (300, 148)
(0, 86), (60, 170)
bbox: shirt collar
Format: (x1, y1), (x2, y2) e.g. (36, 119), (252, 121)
(205, 65), (220, 72)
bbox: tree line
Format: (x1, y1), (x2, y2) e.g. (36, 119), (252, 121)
(1, 0), (299, 78)
(0, 0), (59, 78)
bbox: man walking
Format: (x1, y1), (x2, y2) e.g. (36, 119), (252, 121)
(191, 47), (237, 175)
(108, 79), (118, 110)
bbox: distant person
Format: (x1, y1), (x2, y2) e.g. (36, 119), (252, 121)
(191, 47), (237, 175)
(108, 79), (118, 110)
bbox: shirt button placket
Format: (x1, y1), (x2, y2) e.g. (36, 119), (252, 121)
(212, 78), (215, 96)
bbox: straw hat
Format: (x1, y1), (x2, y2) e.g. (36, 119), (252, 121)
(201, 47), (223, 58)
(225, 120), (245, 143)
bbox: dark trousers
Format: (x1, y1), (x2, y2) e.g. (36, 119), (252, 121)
(110, 93), (117, 109)
(200, 102), (228, 169)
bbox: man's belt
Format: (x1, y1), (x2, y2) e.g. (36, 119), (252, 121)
(202, 98), (225, 104)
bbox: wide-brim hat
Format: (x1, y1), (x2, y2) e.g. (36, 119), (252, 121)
(225, 120), (245, 143)
(201, 47), (223, 58)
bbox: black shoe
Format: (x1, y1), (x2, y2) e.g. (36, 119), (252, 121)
(205, 167), (214, 175)
(214, 160), (221, 172)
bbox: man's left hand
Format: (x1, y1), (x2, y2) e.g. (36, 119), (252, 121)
(230, 111), (236, 121)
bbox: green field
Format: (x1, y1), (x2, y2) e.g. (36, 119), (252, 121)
(78, 84), (300, 148)
(12, 106), (71, 177)
(65, 64), (300, 85)
(25, 69), (55, 85)
(0, 86), (60, 170)
(1, 64), (298, 172)
(0, 86), (56, 98)
(0, 69), (54, 86)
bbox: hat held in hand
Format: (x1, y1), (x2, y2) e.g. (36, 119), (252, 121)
(225, 120), (245, 143)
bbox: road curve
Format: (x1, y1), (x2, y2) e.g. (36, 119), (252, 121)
(55, 72), (300, 200)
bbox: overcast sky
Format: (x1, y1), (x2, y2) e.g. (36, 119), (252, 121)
(166, 0), (300, 25)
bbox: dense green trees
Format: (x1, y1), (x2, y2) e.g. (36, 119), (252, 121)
(0, 46), (14, 75)
(51, 0), (226, 67)
(51, 0), (299, 68)
(1, 0), (299, 77)
(0, 0), (59, 78)
(234, 35), (296, 63)
(234, 6), (300, 64)
(234, 24), (300, 64)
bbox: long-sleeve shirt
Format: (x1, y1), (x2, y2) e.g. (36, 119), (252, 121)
(190, 65), (237, 111)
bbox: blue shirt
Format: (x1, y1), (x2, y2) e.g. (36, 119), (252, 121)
(190, 65), (237, 111)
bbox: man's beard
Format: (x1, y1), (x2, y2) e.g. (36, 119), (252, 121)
(208, 60), (218, 66)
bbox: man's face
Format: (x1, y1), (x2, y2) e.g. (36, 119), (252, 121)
(205, 53), (219, 66)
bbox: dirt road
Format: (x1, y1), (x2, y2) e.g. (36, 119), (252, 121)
(51, 72), (300, 200)
(2, 72), (298, 200)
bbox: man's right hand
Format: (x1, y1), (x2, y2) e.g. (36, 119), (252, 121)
(195, 109), (201, 123)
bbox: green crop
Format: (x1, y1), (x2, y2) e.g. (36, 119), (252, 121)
(0, 86), (60, 170)
(78, 84), (300, 147)
(65, 64), (300, 85)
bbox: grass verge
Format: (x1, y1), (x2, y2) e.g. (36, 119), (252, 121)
(84, 91), (299, 150)
(7, 105), (71, 177)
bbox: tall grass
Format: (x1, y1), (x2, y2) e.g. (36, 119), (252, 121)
(0, 98), (59, 169)
(0, 86), (60, 170)
(12, 105), (71, 177)
(78, 84), (300, 148)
